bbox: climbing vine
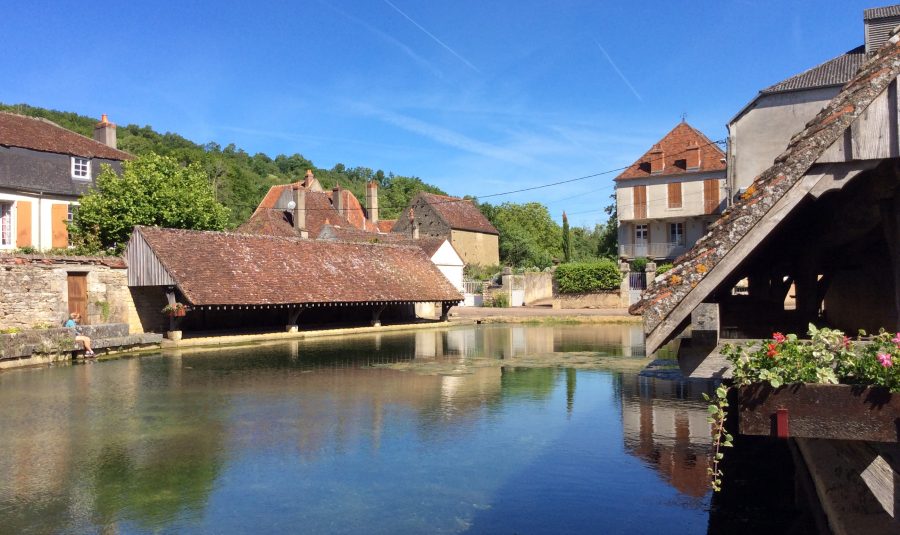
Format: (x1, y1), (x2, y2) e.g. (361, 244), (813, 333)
(702, 384), (733, 492)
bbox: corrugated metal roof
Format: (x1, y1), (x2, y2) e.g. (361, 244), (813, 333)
(761, 46), (865, 94)
(864, 5), (900, 20)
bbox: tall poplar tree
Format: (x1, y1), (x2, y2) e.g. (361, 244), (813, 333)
(562, 211), (571, 263)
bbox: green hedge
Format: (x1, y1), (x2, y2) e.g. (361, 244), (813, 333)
(554, 260), (622, 294)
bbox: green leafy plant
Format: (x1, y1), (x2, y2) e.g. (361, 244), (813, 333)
(490, 292), (509, 308)
(630, 257), (648, 272)
(655, 262), (674, 275)
(161, 303), (188, 316)
(554, 260), (622, 294)
(702, 384), (734, 492)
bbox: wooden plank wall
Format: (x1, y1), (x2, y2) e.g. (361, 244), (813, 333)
(820, 79), (899, 163)
(125, 230), (176, 286)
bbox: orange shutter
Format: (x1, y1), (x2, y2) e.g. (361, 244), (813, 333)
(51, 204), (69, 248)
(667, 182), (682, 209)
(16, 201), (32, 247)
(633, 185), (647, 219)
(704, 180), (720, 214)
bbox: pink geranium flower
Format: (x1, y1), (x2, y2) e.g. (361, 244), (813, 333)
(772, 332), (786, 344)
(878, 353), (893, 368)
(892, 333), (900, 348)
(843, 336), (851, 349)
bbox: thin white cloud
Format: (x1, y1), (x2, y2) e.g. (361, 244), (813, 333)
(382, 0), (480, 73)
(595, 42), (643, 102)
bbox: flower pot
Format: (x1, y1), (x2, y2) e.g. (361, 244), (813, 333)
(738, 383), (899, 442)
(166, 330), (182, 341)
(174, 308), (186, 317)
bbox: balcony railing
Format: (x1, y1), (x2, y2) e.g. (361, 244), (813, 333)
(619, 242), (689, 260)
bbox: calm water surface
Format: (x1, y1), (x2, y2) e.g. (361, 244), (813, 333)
(0, 324), (717, 534)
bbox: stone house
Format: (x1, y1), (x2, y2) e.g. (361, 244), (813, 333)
(391, 192), (500, 267)
(727, 5), (900, 195)
(615, 121), (727, 262)
(0, 113), (130, 251)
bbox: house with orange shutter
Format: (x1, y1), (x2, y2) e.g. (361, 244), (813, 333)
(0, 112), (130, 251)
(615, 121), (726, 262)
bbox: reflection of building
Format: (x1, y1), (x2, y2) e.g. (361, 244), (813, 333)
(619, 375), (715, 498)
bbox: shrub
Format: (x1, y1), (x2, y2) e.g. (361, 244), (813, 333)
(464, 264), (501, 282)
(490, 292), (509, 308)
(630, 257), (648, 272)
(554, 260), (622, 294)
(655, 263), (674, 275)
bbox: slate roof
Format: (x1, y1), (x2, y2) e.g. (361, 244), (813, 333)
(865, 5), (900, 19)
(133, 226), (463, 306)
(417, 192), (499, 234)
(632, 27), (900, 353)
(761, 46), (866, 95)
(615, 122), (726, 181)
(0, 112), (130, 160)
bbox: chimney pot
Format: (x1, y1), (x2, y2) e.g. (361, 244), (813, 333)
(93, 113), (117, 149)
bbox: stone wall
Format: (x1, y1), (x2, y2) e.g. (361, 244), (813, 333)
(449, 229), (499, 267)
(553, 291), (623, 309)
(523, 272), (553, 304)
(0, 255), (145, 333)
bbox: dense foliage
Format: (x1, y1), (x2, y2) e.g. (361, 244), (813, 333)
(0, 103), (445, 226)
(69, 153), (229, 252)
(655, 262), (674, 275)
(553, 260), (622, 294)
(562, 213), (571, 263)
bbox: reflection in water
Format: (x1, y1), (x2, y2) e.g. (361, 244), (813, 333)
(0, 324), (719, 534)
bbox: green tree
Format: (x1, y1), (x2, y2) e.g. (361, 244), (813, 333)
(379, 176), (447, 219)
(596, 194), (618, 258)
(70, 153), (229, 252)
(562, 211), (571, 263)
(478, 201), (562, 268)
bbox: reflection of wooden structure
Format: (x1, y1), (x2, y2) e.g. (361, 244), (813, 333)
(632, 29), (900, 533)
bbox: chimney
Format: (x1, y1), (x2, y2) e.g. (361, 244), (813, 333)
(293, 186), (308, 238)
(409, 207), (419, 240)
(649, 145), (665, 174)
(365, 181), (379, 224)
(93, 114), (117, 149)
(332, 185), (343, 216)
(685, 143), (701, 169)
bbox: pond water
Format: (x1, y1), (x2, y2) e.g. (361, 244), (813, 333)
(0, 324), (721, 534)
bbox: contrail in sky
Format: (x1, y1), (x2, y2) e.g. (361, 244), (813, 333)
(595, 42), (642, 102)
(382, 0), (480, 72)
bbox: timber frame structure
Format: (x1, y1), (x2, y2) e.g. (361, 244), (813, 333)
(633, 27), (900, 355)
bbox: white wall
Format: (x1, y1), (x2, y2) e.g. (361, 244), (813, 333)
(616, 172), (725, 223)
(0, 191), (76, 251)
(728, 87), (838, 193)
(430, 240), (464, 291)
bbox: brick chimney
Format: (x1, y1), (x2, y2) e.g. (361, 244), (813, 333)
(93, 114), (117, 149)
(293, 185), (308, 238)
(685, 142), (701, 170)
(649, 145), (665, 174)
(332, 185), (343, 215)
(409, 207), (419, 240)
(365, 181), (379, 224)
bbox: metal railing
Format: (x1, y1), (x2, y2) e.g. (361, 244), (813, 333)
(619, 242), (689, 260)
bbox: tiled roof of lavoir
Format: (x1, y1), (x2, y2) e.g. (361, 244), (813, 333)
(761, 46), (866, 95)
(417, 192), (499, 234)
(0, 112), (131, 160)
(615, 122), (726, 181)
(632, 26), (900, 354)
(133, 226), (463, 306)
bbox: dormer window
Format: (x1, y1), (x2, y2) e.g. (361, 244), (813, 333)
(71, 157), (91, 180)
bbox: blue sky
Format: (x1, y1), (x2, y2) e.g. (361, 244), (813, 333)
(1, 0), (879, 226)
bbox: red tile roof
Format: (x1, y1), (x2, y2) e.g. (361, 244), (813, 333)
(134, 226), (463, 305)
(0, 112), (131, 160)
(418, 192), (499, 234)
(615, 122), (725, 181)
(317, 224), (452, 258)
(244, 182), (378, 236)
(376, 220), (396, 233)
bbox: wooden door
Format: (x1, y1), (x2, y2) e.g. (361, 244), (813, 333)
(704, 180), (720, 214)
(67, 273), (88, 324)
(633, 185), (647, 219)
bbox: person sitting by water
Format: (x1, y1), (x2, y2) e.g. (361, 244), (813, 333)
(64, 312), (94, 357)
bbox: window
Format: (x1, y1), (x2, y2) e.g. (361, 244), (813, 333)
(71, 157), (91, 179)
(667, 182), (682, 209)
(635, 224), (648, 243)
(0, 203), (12, 246)
(669, 222), (684, 246)
(67, 204), (77, 223)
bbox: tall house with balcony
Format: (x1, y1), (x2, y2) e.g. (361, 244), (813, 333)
(615, 121), (726, 262)
(0, 113), (130, 251)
